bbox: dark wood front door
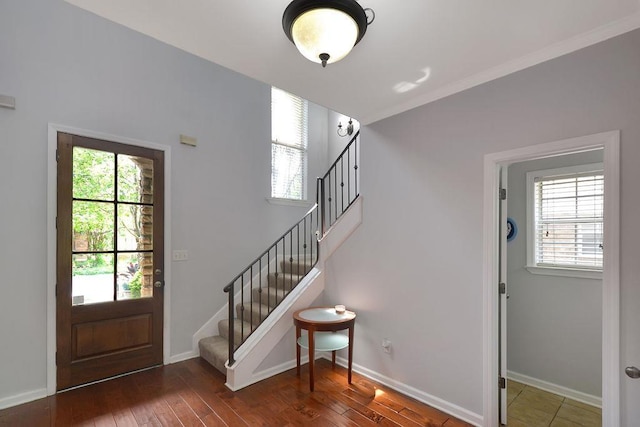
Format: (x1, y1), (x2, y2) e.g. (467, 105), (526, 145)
(56, 132), (165, 390)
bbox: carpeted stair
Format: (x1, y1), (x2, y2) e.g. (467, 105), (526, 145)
(199, 258), (314, 374)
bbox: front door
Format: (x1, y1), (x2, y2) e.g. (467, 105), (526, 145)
(56, 132), (165, 390)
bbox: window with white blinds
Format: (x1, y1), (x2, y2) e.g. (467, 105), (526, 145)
(271, 87), (308, 200)
(528, 164), (604, 271)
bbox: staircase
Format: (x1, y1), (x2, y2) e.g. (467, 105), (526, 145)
(196, 131), (361, 386)
(199, 257), (314, 373)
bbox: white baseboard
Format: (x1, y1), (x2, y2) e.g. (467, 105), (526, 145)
(330, 356), (483, 427)
(0, 388), (48, 410)
(168, 350), (199, 364)
(234, 354), (314, 389)
(507, 370), (602, 408)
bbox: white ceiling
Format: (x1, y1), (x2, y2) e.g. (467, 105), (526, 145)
(65, 0), (640, 125)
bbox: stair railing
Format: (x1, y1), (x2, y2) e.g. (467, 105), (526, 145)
(319, 131), (360, 236)
(223, 130), (360, 366)
(224, 204), (319, 365)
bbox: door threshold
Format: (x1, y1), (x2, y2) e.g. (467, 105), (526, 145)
(57, 364), (163, 393)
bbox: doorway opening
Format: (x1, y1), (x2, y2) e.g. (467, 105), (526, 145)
(47, 125), (172, 394)
(482, 131), (620, 426)
(504, 151), (603, 426)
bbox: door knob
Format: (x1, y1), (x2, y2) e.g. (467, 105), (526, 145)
(154, 281), (163, 288)
(625, 366), (640, 379)
(155, 269), (162, 275)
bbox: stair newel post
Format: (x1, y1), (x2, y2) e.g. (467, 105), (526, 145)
(224, 281), (235, 366)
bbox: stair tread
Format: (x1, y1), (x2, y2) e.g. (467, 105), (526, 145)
(267, 272), (305, 280)
(281, 258), (315, 268)
(218, 318), (255, 342)
(252, 286), (288, 308)
(198, 335), (228, 374)
(237, 301), (273, 325)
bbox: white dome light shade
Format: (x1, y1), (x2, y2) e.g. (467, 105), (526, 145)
(291, 8), (359, 66)
(283, 0), (371, 68)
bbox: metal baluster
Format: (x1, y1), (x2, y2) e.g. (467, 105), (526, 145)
(297, 223), (300, 281)
(348, 148), (351, 204)
(331, 167), (338, 225)
(341, 157), (345, 213)
(250, 265), (255, 329)
(321, 176), (326, 236)
(354, 135), (359, 197)
(281, 236), (286, 304)
(240, 274), (244, 351)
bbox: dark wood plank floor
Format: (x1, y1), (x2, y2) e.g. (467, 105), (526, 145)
(0, 358), (474, 426)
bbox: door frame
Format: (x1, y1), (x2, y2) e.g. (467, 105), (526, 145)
(46, 123), (172, 395)
(482, 130), (620, 426)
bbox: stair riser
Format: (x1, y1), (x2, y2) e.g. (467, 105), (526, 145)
(251, 287), (287, 308)
(198, 336), (228, 374)
(280, 259), (314, 276)
(218, 319), (254, 344)
(267, 273), (302, 291)
(236, 303), (271, 326)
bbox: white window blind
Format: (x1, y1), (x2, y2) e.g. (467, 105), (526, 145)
(271, 87), (308, 200)
(533, 169), (604, 270)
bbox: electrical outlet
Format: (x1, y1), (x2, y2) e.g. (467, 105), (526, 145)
(382, 338), (392, 354)
(172, 250), (189, 261)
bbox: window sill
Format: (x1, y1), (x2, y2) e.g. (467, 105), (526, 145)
(525, 265), (602, 280)
(266, 197), (312, 208)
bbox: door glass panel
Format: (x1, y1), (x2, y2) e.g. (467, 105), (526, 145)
(73, 147), (115, 200)
(118, 154), (153, 204)
(72, 201), (114, 252)
(72, 254), (114, 305)
(117, 205), (153, 250)
(117, 252), (152, 300)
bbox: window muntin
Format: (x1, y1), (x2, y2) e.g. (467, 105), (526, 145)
(528, 164), (604, 271)
(271, 87), (308, 200)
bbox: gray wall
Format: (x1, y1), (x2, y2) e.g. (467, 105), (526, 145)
(0, 0), (332, 403)
(325, 29), (640, 424)
(506, 151), (603, 397)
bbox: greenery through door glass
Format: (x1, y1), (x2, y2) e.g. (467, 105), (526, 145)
(71, 147), (154, 304)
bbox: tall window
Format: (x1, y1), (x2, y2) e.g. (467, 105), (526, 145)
(527, 164), (604, 273)
(271, 87), (308, 200)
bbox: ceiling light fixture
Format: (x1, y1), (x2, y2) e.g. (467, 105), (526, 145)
(282, 0), (375, 68)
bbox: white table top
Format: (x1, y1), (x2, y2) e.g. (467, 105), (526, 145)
(297, 307), (356, 323)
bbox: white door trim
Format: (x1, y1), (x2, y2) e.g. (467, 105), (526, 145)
(46, 124), (173, 395)
(482, 131), (620, 427)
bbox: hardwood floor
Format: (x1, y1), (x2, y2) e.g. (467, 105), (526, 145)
(0, 358), (473, 426)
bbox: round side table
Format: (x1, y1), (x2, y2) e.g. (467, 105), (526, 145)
(293, 306), (356, 391)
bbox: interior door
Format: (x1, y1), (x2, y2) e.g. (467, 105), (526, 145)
(56, 132), (164, 390)
(499, 166), (508, 424)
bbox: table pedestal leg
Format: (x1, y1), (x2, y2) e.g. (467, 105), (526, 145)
(296, 326), (301, 376)
(308, 328), (315, 391)
(348, 325), (354, 384)
(332, 350), (336, 368)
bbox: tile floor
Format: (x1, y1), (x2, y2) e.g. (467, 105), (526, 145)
(506, 380), (602, 427)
